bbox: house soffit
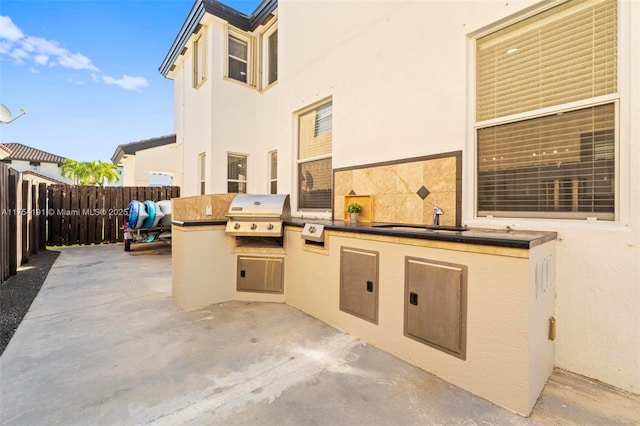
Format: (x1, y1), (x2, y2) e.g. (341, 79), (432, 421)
(111, 134), (176, 165)
(159, 0), (277, 77)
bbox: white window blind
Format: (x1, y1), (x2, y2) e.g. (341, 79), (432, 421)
(478, 104), (615, 218)
(476, 0), (617, 122)
(475, 0), (617, 220)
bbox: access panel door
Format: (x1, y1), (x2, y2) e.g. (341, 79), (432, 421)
(237, 256), (284, 294)
(340, 247), (379, 324)
(405, 257), (467, 359)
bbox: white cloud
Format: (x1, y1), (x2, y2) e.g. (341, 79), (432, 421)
(0, 16), (99, 72)
(9, 48), (28, 63)
(67, 78), (85, 86)
(1, 15), (147, 92)
(0, 16), (24, 42)
(34, 54), (49, 66)
(102, 75), (149, 92)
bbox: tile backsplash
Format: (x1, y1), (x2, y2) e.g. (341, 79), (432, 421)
(334, 152), (461, 226)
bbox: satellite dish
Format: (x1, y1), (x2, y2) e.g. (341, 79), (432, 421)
(0, 103), (27, 124)
(0, 103), (12, 123)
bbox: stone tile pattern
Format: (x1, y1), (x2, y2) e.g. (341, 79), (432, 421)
(334, 156), (458, 226)
(172, 193), (237, 221)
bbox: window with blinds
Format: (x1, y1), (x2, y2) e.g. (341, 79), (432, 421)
(298, 101), (332, 210)
(475, 0), (617, 220)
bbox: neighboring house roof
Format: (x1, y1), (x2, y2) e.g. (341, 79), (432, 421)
(21, 170), (67, 185)
(111, 134), (177, 165)
(0, 142), (66, 165)
(159, 0), (277, 76)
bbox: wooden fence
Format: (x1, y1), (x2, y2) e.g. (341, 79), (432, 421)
(46, 185), (180, 246)
(1, 175), (180, 283)
(1, 165), (46, 284)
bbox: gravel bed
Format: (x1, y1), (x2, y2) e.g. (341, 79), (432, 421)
(0, 249), (59, 356)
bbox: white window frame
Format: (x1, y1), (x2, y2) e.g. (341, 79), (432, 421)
(198, 152), (206, 195)
(227, 153), (248, 193)
(192, 27), (207, 89)
(468, 0), (620, 224)
(268, 150), (277, 194)
(295, 99), (333, 216)
(261, 22), (278, 89)
(226, 28), (254, 86)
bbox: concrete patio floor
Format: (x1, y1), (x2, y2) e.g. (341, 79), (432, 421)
(1, 243), (638, 425)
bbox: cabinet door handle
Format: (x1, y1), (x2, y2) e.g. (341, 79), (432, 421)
(409, 292), (418, 305)
(366, 281), (374, 292)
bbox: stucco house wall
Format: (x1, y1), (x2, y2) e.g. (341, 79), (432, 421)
(163, 0), (639, 395)
(111, 135), (182, 188)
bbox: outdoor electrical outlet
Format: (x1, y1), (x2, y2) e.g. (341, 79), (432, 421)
(205, 206), (212, 216)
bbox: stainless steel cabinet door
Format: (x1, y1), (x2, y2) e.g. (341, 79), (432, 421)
(405, 257), (467, 359)
(340, 247), (379, 324)
(237, 256), (284, 294)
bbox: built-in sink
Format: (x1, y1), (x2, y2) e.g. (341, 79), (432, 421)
(373, 224), (468, 234)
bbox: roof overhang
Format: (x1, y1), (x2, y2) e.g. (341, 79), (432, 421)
(159, 0), (277, 77)
(111, 134), (177, 165)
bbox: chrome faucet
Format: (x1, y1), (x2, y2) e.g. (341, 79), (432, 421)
(432, 205), (444, 226)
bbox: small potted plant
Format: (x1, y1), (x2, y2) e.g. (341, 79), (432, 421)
(346, 201), (362, 222)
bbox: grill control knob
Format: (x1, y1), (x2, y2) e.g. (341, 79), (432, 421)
(234, 223), (241, 230)
(309, 226), (316, 233)
(267, 223), (274, 230)
(251, 223), (257, 230)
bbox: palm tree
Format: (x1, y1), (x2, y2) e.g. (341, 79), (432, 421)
(60, 159), (119, 186)
(60, 159), (88, 184)
(85, 161), (120, 186)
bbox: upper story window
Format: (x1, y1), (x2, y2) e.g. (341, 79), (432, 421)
(268, 150), (277, 194)
(29, 160), (41, 172)
(192, 27), (207, 88)
(475, 0), (617, 220)
(297, 100), (333, 211)
(227, 30), (251, 84)
(263, 25), (278, 87)
(228, 153), (247, 193)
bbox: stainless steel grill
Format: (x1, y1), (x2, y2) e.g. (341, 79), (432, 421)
(225, 194), (291, 237)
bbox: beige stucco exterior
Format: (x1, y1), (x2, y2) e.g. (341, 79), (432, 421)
(117, 143), (182, 187)
(164, 0), (640, 398)
(171, 220), (555, 416)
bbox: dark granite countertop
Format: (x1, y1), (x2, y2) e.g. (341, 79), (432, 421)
(173, 218), (557, 249)
(284, 219), (557, 249)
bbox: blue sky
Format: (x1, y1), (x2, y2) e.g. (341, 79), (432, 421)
(0, 0), (261, 162)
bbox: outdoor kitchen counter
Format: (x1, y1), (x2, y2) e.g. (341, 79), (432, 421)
(284, 219), (557, 249)
(171, 219), (557, 249)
